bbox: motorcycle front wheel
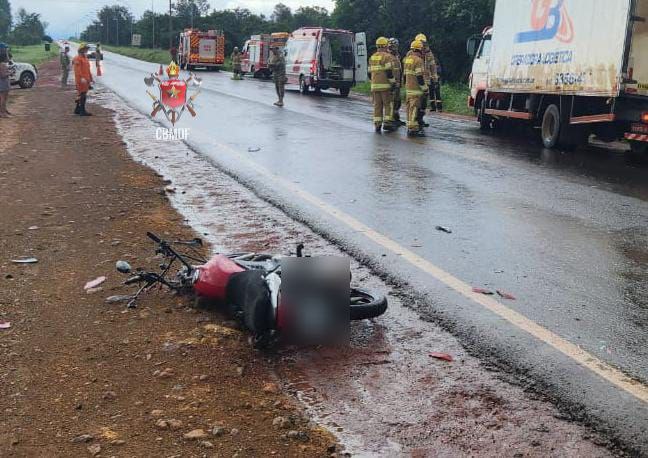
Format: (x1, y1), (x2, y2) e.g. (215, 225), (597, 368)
(350, 288), (388, 321)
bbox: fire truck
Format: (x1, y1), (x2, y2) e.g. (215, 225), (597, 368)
(241, 33), (289, 78)
(178, 29), (225, 71)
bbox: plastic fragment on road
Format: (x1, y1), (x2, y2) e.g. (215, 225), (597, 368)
(247, 147), (261, 152)
(429, 352), (453, 362)
(84, 276), (107, 290)
(496, 290), (517, 300)
(435, 226), (453, 234)
(472, 287), (494, 295)
(11, 258), (38, 264)
(0, 321), (11, 329)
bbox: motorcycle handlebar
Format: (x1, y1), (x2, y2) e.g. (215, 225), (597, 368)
(124, 275), (143, 285)
(147, 232), (162, 244)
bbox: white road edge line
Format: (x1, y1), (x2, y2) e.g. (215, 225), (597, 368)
(213, 141), (648, 404)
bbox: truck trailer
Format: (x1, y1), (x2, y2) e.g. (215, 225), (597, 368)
(467, 0), (648, 152)
(178, 29), (225, 71)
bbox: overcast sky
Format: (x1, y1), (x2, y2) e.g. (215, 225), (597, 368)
(12, 0), (335, 38)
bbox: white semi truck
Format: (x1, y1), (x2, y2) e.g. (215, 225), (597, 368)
(467, 0), (648, 152)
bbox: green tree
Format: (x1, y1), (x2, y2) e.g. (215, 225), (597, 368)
(81, 5), (134, 47)
(271, 3), (293, 31)
(293, 6), (330, 28)
(11, 8), (47, 45)
(0, 0), (11, 40)
(175, 0), (210, 28)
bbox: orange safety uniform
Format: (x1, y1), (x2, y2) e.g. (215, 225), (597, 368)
(73, 54), (93, 93)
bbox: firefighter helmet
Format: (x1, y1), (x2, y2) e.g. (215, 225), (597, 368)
(411, 40), (424, 51)
(388, 38), (399, 48)
(415, 33), (427, 43)
(376, 36), (389, 47)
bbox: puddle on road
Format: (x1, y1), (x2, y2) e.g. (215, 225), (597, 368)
(95, 88), (611, 457)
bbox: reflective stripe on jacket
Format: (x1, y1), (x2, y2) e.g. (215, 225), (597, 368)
(369, 50), (395, 92)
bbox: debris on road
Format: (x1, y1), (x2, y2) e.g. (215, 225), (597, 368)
(11, 258), (38, 264)
(497, 290), (517, 300)
(435, 225), (453, 234)
(84, 276), (107, 290)
(0, 321), (11, 330)
(472, 287), (494, 295)
(105, 295), (135, 304)
(429, 352), (454, 362)
(248, 147), (261, 152)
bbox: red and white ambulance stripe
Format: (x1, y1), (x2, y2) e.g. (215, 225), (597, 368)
(624, 133), (648, 143)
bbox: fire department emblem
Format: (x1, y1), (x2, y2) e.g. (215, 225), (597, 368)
(144, 62), (202, 125)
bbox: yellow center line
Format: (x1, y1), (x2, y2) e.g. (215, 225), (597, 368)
(208, 141), (648, 402)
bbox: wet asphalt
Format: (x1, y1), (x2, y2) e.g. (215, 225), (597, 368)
(95, 51), (648, 453)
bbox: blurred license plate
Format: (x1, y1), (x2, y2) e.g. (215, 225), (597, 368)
(631, 123), (648, 134)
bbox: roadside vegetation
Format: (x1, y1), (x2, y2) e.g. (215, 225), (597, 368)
(8, 43), (58, 65)
(353, 81), (473, 117)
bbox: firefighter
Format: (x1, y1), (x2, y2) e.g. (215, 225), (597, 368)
(95, 42), (102, 77)
(403, 40), (427, 137)
(268, 46), (287, 107)
(414, 33), (430, 127)
(231, 47), (242, 80)
(427, 45), (443, 112)
(369, 36), (396, 133)
(388, 38), (404, 127)
(72, 43), (93, 116)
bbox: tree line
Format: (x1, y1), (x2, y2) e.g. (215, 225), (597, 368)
(0, 0), (51, 45)
(80, 0), (496, 82)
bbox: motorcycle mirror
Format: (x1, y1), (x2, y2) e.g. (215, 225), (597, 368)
(116, 260), (132, 274)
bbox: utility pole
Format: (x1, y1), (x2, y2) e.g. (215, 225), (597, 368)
(168, 0), (173, 49)
(115, 17), (119, 46)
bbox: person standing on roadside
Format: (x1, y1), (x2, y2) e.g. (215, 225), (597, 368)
(0, 46), (11, 117)
(60, 45), (71, 87)
(231, 47), (242, 80)
(268, 46), (286, 107)
(95, 43), (103, 77)
(403, 40), (427, 137)
(170, 45), (178, 65)
(72, 43), (93, 116)
(388, 38), (403, 127)
(369, 37), (396, 132)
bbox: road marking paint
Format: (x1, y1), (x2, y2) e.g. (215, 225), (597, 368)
(209, 140), (648, 404)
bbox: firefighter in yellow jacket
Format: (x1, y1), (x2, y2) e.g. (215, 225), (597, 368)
(388, 38), (404, 126)
(403, 40), (427, 137)
(369, 37), (396, 132)
(415, 33), (430, 127)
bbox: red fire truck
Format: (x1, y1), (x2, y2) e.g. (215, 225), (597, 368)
(241, 33), (289, 78)
(178, 29), (225, 71)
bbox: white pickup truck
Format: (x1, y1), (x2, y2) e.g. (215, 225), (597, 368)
(467, 0), (648, 153)
(9, 60), (38, 89)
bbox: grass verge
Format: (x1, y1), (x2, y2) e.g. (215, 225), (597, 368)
(353, 81), (474, 117)
(8, 43), (60, 66)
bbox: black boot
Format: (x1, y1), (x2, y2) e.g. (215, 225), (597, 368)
(79, 94), (92, 116)
(74, 100), (81, 115)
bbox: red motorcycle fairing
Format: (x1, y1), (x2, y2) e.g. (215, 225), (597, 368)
(193, 255), (245, 301)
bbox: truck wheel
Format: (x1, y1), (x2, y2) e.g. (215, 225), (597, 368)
(299, 77), (309, 95)
(340, 87), (350, 97)
(630, 141), (648, 155)
(19, 71), (35, 89)
(541, 104), (561, 149)
(251, 66), (256, 78)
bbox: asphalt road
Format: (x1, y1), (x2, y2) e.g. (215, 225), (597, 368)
(93, 50), (648, 453)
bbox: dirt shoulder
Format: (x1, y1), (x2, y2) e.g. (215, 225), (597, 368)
(0, 61), (333, 457)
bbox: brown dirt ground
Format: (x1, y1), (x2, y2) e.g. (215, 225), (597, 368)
(0, 61), (335, 457)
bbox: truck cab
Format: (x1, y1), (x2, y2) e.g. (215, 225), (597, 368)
(467, 27), (492, 114)
(285, 28), (367, 97)
(241, 34), (272, 78)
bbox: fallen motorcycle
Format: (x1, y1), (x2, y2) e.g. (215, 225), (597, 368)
(115, 232), (388, 347)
